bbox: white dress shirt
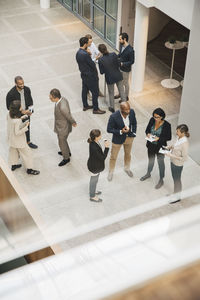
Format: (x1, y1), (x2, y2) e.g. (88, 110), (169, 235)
(88, 42), (99, 62)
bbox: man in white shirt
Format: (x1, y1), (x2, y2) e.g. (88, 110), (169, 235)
(107, 102), (137, 181)
(85, 34), (104, 97)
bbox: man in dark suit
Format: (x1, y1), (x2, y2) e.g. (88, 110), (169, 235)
(98, 43), (126, 113)
(6, 76), (38, 149)
(76, 37), (106, 115)
(107, 102), (137, 181)
(115, 32), (135, 101)
(49, 88), (77, 167)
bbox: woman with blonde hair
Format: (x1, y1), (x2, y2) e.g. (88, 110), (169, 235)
(7, 100), (40, 175)
(165, 124), (190, 203)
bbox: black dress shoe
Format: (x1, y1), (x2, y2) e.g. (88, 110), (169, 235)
(58, 158), (70, 166)
(170, 199), (181, 204)
(155, 179), (164, 189)
(108, 107), (115, 113)
(27, 169), (40, 175)
(93, 109), (106, 114)
(90, 197), (103, 202)
(11, 164), (22, 171)
(58, 151), (71, 157)
(114, 94), (120, 99)
(83, 105), (93, 111)
(28, 142), (38, 149)
(140, 173), (151, 181)
(95, 191), (102, 195)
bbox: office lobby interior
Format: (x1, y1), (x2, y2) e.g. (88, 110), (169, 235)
(0, 0), (200, 299)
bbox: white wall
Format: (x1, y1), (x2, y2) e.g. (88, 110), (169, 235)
(154, 0), (194, 29)
(148, 8), (170, 42)
(179, 0), (200, 164)
(137, 0), (194, 29)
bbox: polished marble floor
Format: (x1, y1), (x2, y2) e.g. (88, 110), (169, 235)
(0, 0), (200, 256)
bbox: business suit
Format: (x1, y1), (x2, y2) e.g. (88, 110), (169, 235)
(98, 52), (126, 109)
(118, 45), (135, 99)
(6, 86), (34, 143)
(7, 114), (33, 169)
(87, 141), (109, 197)
(107, 109), (137, 173)
(145, 117), (171, 179)
(54, 97), (76, 160)
(76, 48), (99, 111)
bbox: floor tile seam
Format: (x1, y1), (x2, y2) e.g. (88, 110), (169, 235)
(0, 19), (81, 38)
(1, 18), (33, 51)
(0, 2), (60, 17)
(0, 67), (11, 85)
(0, 41), (79, 62)
(0, 72), (80, 89)
(147, 50), (184, 80)
(26, 197), (185, 249)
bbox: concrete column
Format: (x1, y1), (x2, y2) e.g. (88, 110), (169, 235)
(40, 0), (50, 9)
(179, 0), (200, 164)
(132, 1), (149, 92)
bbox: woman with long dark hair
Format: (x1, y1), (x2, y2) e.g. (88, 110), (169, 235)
(165, 124), (190, 203)
(140, 108), (171, 189)
(7, 100), (40, 175)
(87, 129), (109, 202)
(98, 43), (126, 113)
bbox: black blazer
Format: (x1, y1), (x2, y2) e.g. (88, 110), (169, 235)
(98, 52), (123, 85)
(6, 86), (33, 110)
(118, 44), (135, 72)
(76, 48), (98, 80)
(87, 142), (109, 174)
(107, 109), (137, 144)
(145, 117), (172, 150)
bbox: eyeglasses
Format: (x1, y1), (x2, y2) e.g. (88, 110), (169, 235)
(154, 116), (161, 119)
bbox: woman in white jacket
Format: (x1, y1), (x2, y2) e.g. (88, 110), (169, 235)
(7, 100), (40, 175)
(165, 124), (189, 203)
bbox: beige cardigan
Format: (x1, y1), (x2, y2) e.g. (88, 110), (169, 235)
(170, 136), (189, 167)
(7, 114), (28, 148)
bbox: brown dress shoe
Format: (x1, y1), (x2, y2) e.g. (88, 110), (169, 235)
(83, 105), (93, 111)
(93, 109), (106, 114)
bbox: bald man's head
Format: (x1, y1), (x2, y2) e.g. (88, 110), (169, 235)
(120, 101), (130, 116)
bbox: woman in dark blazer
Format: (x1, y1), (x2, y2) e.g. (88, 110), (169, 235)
(140, 108), (171, 189)
(87, 129), (109, 202)
(98, 44), (126, 113)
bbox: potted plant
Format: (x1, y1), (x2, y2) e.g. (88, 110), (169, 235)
(167, 36), (177, 46)
(179, 34), (189, 47)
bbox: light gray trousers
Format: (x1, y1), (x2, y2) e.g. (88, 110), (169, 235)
(122, 71), (130, 99)
(107, 80), (126, 109)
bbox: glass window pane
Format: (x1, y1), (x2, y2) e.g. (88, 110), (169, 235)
(106, 0), (117, 19)
(106, 16), (116, 45)
(94, 7), (104, 36)
(94, 0), (104, 10)
(83, 0), (90, 22)
(63, 0), (72, 8)
(72, 0), (77, 11)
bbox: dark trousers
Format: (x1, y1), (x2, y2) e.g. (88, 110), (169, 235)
(171, 162), (183, 194)
(89, 173), (99, 197)
(82, 76), (99, 111)
(23, 116), (30, 143)
(147, 144), (165, 179)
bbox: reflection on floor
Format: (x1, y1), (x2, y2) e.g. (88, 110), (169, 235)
(0, 0), (199, 258)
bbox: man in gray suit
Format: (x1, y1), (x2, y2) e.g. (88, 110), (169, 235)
(49, 89), (77, 166)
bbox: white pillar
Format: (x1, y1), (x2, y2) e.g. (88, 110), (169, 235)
(132, 1), (149, 92)
(40, 0), (50, 9)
